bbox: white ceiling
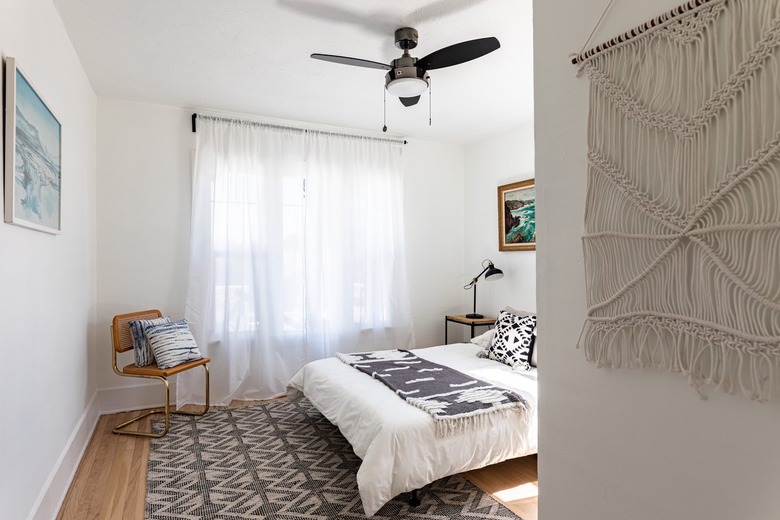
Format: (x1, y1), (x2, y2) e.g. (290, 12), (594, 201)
(54, 0), (534, 145)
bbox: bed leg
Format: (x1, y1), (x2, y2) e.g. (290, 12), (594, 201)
(408, 489), (421, 507)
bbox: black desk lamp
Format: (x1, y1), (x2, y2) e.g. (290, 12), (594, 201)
(463, 259), (504, 319)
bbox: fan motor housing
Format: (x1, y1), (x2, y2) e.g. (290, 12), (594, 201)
(394, 27), (419, 50)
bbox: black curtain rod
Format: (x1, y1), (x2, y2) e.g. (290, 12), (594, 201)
(191, 113), (407, 144)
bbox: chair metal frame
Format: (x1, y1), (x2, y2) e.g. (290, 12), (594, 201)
(111, 309), (210, 437)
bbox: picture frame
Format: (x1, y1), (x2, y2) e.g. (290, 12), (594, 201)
(497, 178), (535, 251)
(4, 57), (62, 234)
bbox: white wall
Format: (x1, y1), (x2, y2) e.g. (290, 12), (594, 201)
(0, 1), (97, 519)
(95, 100), (194, 410)
(403, 140), (466, 346)
(463, 124), (536, 328)
(95, 98), (464, 404)
(535, 2), (780, 520)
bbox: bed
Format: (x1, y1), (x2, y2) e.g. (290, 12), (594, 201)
(287, 341), (538, 516)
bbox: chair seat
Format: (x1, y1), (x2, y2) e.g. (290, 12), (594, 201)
(122, 357), (210, 377)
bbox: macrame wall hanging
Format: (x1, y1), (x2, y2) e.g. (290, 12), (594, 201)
(573, 0), (780, 401)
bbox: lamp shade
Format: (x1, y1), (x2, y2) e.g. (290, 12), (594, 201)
(485, 265), (503, 280)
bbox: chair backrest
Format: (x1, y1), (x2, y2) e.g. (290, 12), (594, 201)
(112, 309), (163, 353)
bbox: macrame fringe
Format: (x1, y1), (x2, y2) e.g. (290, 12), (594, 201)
(579, 0), (780, 402)
(579, 318), (780, 402)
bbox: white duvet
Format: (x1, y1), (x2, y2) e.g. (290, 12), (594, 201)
(286, 342), (538, 516)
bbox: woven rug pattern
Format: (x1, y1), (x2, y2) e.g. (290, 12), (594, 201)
(146, 398), (521, 519)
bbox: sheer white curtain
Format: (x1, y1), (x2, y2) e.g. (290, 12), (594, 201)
(303, 132), (414, 361)
(178, 116), (414, 405)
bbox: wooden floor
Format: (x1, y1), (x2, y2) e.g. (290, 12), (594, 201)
(58, 403), (538, 520)
(464, 455), (538, 519)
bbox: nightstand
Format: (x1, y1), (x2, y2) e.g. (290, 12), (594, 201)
(445, 315), (496, 344)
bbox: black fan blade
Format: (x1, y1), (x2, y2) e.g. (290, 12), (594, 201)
(311, 53), (392, 70)
(417, 37), (500, 70)
(399, 96), (421, 107)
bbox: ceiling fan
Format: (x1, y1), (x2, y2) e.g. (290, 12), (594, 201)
(311, 28), (500, 107)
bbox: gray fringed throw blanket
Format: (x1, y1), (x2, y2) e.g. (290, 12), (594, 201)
(336, 349), (528, 436)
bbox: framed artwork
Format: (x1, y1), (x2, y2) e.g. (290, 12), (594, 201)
(4, 57), (62, 234)
(497, 178), (535, 251)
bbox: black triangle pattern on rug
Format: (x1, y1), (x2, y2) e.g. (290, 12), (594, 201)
(146, 398), (522, 519)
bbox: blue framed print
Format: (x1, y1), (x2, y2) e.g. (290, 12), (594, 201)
(4, 57), (62, 234)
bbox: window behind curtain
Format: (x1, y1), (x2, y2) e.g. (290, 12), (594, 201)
(181, 116), (414, 405)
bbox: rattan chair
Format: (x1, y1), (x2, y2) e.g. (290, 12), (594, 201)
(111, 309), (210, 437)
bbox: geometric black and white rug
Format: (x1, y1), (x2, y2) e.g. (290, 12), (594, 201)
(147, 398), (522, 519)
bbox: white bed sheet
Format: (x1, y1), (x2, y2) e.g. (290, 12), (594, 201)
(286, 343), (538, 516)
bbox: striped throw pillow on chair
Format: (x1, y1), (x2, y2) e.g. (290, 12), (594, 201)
(128, 316), (170, 366)
(144, 320), (204, 369)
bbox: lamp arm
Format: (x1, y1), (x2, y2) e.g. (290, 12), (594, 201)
(463, 260), (497, 289)
(463, 277), (477, 290)
(471, 265), (491, 284)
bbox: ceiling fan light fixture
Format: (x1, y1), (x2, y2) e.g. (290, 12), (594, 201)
(385, 67), (429, 97)
(386, 77), (429, 97)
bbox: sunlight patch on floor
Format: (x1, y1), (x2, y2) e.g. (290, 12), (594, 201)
(493, 482), (539, 502)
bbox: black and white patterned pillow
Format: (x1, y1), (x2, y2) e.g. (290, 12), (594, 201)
(488, 310), (537, 370)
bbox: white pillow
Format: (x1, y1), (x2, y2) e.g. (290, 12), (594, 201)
(470, 328), (496, 349)
(503, 306), (535, 317)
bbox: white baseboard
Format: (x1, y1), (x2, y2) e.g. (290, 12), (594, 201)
(26, 382), (180, 520)
(29, 392), (100, 520)
(97, 380), (175, 415)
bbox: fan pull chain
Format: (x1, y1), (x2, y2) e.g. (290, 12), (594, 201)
(429, 78), (432, 126)
(382, 87), (388, 132)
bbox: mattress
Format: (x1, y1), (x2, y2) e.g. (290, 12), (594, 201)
(287, 342), (538, 516)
